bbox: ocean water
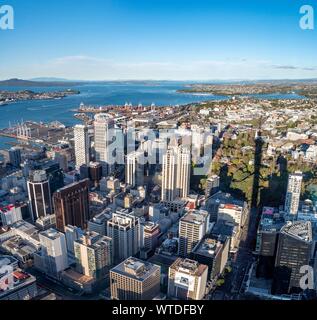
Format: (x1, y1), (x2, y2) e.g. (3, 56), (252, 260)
(0, 82), (304, 149)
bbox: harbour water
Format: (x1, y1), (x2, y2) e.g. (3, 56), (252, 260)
(0, 81), (304, 149)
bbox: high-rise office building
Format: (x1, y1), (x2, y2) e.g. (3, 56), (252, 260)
(74, 231), (113, 279)
(43, 162), (64, 194)
(168, 258), (208, 300)
(88, 210), (112, 236)
(107, 210), (140, 263)
(74, 124), (90, 170)
(140, 221), (160, 251)
(53, 179), (90, 232)
(94, 113), (115, 176)
(161, 148), (177, 201)
(191, 235), (230, 281)
(176, 146), (191, 199)
(273, 221), (313, 294)
(64, 225), (83, 256)
(161, 146), (191, 201)
(27, 170), (53, 221)
(284, 171), (303, 216)
(110, 257), (161, 300)
(126, 151), (144, 187)
(8, 147), (21, 168)
(179, 210), (210, 257)
(38, 228), (69, 278)
(205, 175), (220, 197)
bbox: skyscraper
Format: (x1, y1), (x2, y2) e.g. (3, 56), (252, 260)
(94, 113), (115, 176)
(273, 221), (313, 294)
(161, 146), (191, 201)
(74, 231), (113, 280)
(284, 171), (303, 217)
(107, 210), (140, 263)
(38, 228), (69, 278)
(168, 258), (208, 300)
(126, 151), (144, 187)
(179, 210), (209, 257)
(27, 170), (53, 222)
(8, 147), (21, 168)
(74, 124), (90, 170)
(176, 146), (191, 199)
(110, 257), (161, 300)
(53, 179), (90, 232)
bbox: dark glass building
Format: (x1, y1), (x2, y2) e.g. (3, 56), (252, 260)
(53, 179), (90, 232)
(272, 221), (313, 294)
(27, 170), (53, 221)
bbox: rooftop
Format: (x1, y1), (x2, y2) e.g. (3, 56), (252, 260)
(180, 210), (208, 225)
(171, 258), (208, 277)
(193, 237), (222, 258)
(111, 257), (160, 281)
(281, 221), (312, 242)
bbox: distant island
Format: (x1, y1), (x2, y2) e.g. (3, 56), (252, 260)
(0, 89), (80, 104)
(0, 78), (82, 87)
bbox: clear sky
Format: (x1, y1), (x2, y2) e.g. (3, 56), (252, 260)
(1, 0), (317, 80)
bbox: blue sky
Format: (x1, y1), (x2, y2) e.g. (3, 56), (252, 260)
(1, 0), (317, 80)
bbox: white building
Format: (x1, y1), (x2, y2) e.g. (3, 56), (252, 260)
(126, 151), (144, 187)
(74, 124), (90, 170)
(0, 205), (22, 227)
(179, 210), (210, 257)
(94, 113), (115, 176)
(162, 146), (191, 201)
(284, 171), (303, 216)
(217, 202), (248, 228)
(107, 210), (140, 263)
(168, 258), (208, 300)
(38, 228), (69, 278)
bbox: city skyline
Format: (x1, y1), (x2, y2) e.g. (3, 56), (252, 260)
(1, 0), (317, 80)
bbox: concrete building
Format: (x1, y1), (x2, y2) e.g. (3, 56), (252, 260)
(74, 231), (113, 279)
(107, 211), (140, 263)
(74, 124), (90, 170)
(179, 210), (210, 257)
(0, 255), (37, 300)
(37, 228), (69, 278)
(110, 257), (161, 300)
(284, 171), (303, 217)
(141, 221), (160, 251)
(64, 225), (83, 256)
(191, 235), (230, 281)
(88, 210), (112, 236)
(0, 204), (22, 227)
(161, 146), (190, 202)
(126, 151), (144, 187)
(168, 258), (208, 300)
(205, 175), (220, 197)
(94, 113), (115, 176)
